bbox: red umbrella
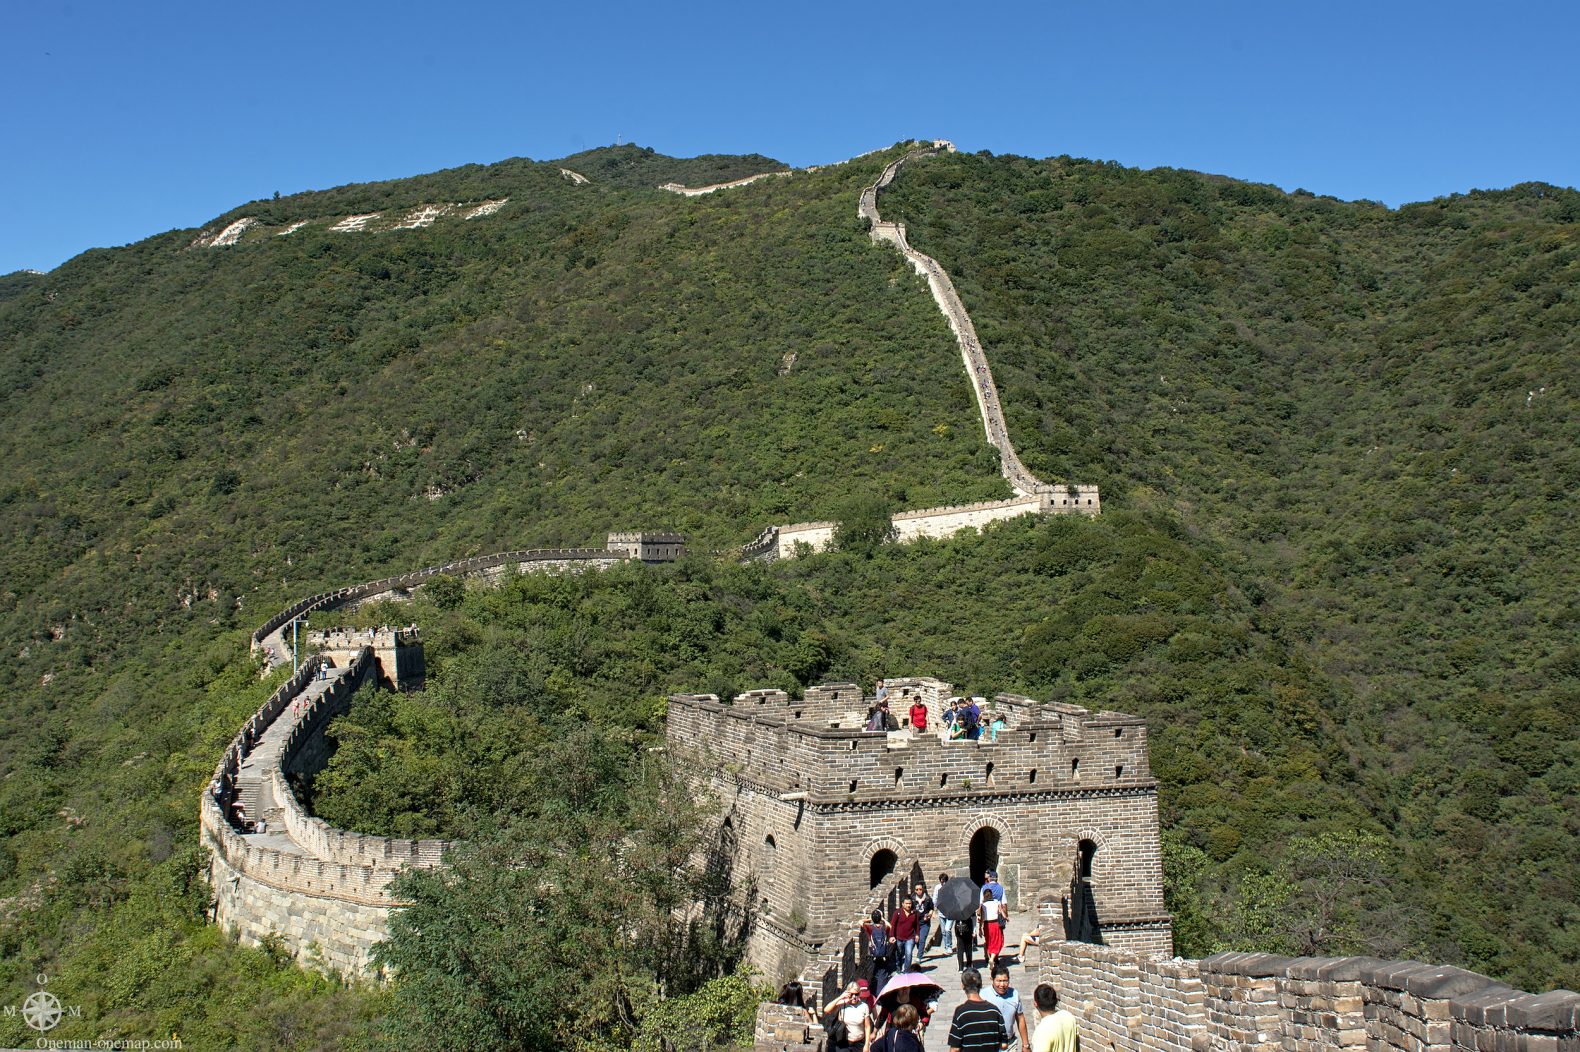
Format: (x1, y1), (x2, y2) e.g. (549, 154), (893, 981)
(876, 971), (943, 1005)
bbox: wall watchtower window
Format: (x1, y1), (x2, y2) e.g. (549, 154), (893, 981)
(894, 767), (904, 786)
(870, 849), (898, 889)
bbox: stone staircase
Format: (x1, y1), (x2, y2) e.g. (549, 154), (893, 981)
(919, 905), (1039, 1044)
(235, 664), (355, 835)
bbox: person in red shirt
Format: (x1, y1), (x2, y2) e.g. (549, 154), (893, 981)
(909, 698), (929, 732)
(892, 896), (922, 973)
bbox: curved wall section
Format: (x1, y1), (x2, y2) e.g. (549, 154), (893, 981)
(209, 545), (633, 975)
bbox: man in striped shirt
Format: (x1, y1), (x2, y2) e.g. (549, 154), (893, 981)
(949, 968), (1009, 1052)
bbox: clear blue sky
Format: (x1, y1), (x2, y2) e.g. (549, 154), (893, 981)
(3, 0), (1576, 274)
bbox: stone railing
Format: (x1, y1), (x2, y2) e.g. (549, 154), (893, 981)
(1034, 902), (1580, 1052)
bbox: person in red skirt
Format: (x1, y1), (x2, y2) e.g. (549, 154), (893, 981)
(979, 887), (1005, 973)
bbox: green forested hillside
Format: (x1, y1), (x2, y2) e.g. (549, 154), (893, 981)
(0, 139), (1575, 1049)
(877, 151), (1580, 988)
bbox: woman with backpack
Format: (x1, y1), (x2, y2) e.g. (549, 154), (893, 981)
(862, 907), (894, 996)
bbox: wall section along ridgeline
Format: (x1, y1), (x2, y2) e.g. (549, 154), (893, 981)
(665, 140), (1100, 560)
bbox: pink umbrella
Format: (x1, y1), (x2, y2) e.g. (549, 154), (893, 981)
(876, 971), (943, 1005)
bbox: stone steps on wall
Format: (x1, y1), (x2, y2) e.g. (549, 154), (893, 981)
(923, 906), (1038, 1041)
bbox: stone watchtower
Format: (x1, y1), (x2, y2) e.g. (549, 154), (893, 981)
(666, 677), (1172, 984)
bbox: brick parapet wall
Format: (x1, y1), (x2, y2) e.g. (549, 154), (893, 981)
(1032, 923), (1580, 1052)
(250, 546), (629, 649)
(667, 691), (1152, 804)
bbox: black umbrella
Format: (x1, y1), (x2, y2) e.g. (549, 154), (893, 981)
(936, 877), (982, 921)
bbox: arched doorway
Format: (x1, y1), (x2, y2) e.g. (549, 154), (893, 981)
(969, 826), (1000, 886)
(1077, 839), (1096, 881)
(869, 849), (898, 889)
(1065, 838), (1102, 944)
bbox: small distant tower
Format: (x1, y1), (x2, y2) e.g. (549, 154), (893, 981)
(606, 531), (686, 562)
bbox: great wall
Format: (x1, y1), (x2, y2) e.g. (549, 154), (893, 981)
(198, 142), (1579, 1049)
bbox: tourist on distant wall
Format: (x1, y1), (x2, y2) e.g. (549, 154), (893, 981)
(1030, 984), (1079, 1052)
(984, 966), (1030, 1050)
(909, 696), (929, 732)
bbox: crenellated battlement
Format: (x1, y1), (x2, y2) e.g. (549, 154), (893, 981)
(670, 679), (1170, 982)
(666, 687), (1152, 805)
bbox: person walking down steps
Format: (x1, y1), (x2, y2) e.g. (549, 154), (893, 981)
(948, 967), (1008, 1052)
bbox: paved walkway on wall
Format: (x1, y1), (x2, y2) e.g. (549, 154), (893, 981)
(907, 905), (1039, 1044)
(234, 664), (354, 853)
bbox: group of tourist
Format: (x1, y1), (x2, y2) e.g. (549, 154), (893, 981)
(791, 967), (1079, 1051)
(784, 871), (1065, 1050)
(866, 683), (1004, 743)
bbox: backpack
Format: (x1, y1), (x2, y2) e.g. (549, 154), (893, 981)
(868, 923), (890, 961)
(963, 706), (980, 735)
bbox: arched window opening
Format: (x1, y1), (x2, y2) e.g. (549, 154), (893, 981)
(1077, 839), (1097, 881)
(969, 826), (1001, 886)
(870, 849), (898, 889)
(894, 767), (904, 786)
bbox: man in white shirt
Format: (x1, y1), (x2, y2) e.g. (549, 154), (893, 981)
(933, 872), (954, 954)
(984, 966), (1030, 1049)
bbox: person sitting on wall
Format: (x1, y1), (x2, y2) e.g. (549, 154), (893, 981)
(776, 980), (815, 1024)
(1014, 926), (1043, 963)
(868, 699), (898, 733)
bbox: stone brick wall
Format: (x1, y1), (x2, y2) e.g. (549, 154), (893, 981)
(767, 491), (1099, 560)
(672, 684), (1170, 984)
(1032, 915), (1580, 1052)
(205, 836), (395, 976)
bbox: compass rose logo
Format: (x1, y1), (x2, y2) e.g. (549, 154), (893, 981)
(7, 974), (77, 1032)
(21, 989), (63, 1031)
